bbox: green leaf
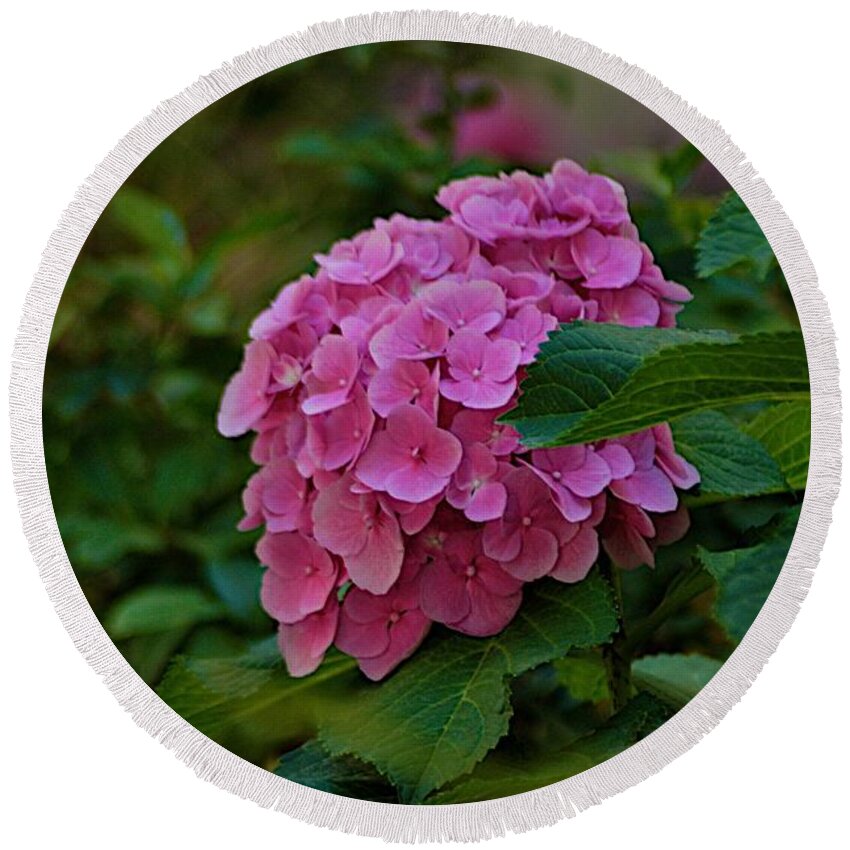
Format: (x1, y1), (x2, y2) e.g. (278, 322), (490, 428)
(275, 741), (397, 803)
(502, 323), (808, 448)
(695, 192), (776, 282)
(632, 653), (723, 707)
(319, 574), (618, 803)
(697, 506), (800, 641)
(745, 399), (810, 490)
(157, 645), (358, 750)
(106, 586), (224, 639)
(552, 652), (610, 703)
(671, 410), (785, 496)
(428, 693), (671, 804)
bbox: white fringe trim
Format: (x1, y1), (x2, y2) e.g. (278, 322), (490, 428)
(8, 9), (841, 843)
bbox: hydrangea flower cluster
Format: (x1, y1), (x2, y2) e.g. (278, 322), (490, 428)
(218, 161), (700, 681)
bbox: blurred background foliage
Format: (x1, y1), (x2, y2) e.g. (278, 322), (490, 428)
(44, 43), (801, 780)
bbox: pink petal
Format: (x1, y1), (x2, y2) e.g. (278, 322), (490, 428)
(354, 432), (415, 492)
(421, 278), (507, 333)
(550, 485), (592, 522)
(277, 596), (339, 677)
(441, 375), (517, 409)
(481, 338), (522, 383)
(465, 480), (508, 522)
(343, 509), (404, 594)
(597, 286), (660, 327)
(562, 449), (612, 497)
(217, 340), (276, 437)
(311, 335), (359, 384)
(475, 558), (524, 597)
(602, 524), (655, 570)
(454, 582), (521, 636)
(423, 427), (463, 479)
(500, 527), (559, 580)
(571, 230), (642, 290)
(357, 611), (431, 681)
(311, 477), (370, 557)
(610, 467), (679, 513)
(336, 597), (392, 658)
(550, 524), (599, 583)
(420, 558), (472, 624)
(597, 443), (636, 479)
(367, 361), (432, 417)
(482, 521), (523, 563)
(301, 385), (352, 416)
(385, 466), (448, 503)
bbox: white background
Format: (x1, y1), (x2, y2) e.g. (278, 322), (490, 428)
(1, 1), (847, 847)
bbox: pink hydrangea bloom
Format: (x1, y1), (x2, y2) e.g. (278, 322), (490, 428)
(218, 159), (699, 680)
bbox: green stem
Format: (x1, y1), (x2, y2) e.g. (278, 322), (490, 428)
(601, 562), (632, 713)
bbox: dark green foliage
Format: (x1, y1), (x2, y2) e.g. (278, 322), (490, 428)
(671, 411), (785, 497)
(319, 575), (617, 802)
(696, 192), (776, 282)
(697, 506), (801, 641)
(275, 741), (397, 803)
(427, 693), (672, 803)
(503, 324), (807, 447)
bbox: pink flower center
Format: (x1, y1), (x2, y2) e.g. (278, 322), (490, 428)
(472, 368), (482, 378)
(551, 471), (562, 480)
(338, 377), (347, 387)
(522, 515), (533, 527)
(353, 429), (362, 439)
(411, 446), (421, 458)
(388, 611), (401, 624)
(411, 387), (421, 397)
(465, 565), (476, 578)
(303, 565), (314, 576)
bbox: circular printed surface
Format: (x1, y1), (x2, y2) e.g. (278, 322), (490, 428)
(40, 37), (812, 814)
